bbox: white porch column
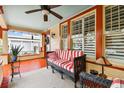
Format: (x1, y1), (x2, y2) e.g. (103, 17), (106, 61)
(2, 31), (8, 54)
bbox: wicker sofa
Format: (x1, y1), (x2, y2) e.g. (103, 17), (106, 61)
(46, 49), (86, 87)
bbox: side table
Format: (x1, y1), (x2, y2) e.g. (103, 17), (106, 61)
(10, 60), (21, 82)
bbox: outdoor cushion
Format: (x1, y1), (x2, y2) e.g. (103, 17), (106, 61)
(71, 50), (83, 62)
(47, 49), (83, 73)
(111, 78), (124, 88)
(55, 49), (61, 59)
(47, 58), (58, 63)
(47, 52), (58, 60)
(60, 50), (71, 61)
(61, 61), (74, 73)
(53, 59), (69, 66)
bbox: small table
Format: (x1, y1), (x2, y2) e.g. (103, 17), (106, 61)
(10, 60), (21, 82)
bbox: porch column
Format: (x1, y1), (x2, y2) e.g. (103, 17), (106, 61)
(2, 30), (8, 54)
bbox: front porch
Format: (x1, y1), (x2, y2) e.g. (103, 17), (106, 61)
(0, 5), (124, 88)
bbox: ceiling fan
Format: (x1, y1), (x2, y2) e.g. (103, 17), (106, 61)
(25, 5), (63, 22)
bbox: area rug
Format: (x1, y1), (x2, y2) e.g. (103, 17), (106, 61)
(9, 68), (77, 88)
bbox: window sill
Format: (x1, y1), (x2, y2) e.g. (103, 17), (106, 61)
(18, 53), (41, 57)
(0, 54), (9, 56)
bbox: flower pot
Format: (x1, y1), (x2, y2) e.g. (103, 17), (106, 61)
(12, 56), (17, 62)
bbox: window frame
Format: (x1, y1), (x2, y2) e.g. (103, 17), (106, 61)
(60, 22), (68, 50)
(8, 30), (42, 56)
(104, 5), (124, 65)
(70, 10), (96, 60)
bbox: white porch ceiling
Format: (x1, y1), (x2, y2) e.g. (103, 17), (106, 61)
(3, 5), (93, 31)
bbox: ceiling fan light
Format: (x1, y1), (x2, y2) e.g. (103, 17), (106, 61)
(44, 14), (48, 22)
(42, 10), (49, 15)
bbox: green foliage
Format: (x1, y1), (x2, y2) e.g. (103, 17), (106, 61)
(11, 45), (24, 56)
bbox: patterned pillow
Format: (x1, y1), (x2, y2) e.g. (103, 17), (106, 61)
(47, 52), (58, 60)
(55, 49), (61, 59)
(111, 78), (124, 88)
(60, 50), (71, 61)
(71, 50), (83, 62)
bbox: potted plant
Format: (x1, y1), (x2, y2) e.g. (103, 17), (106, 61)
(11, 45), (24, 62)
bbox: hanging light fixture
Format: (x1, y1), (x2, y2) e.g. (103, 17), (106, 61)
(41, 9), (49, 22)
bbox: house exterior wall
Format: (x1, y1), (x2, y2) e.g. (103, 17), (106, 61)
(50, 24), (60, 51)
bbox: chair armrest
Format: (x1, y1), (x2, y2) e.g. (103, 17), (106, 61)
(73, 54), (86, 77)
(46, 51), (56, 58)
(46, 51), (55, 54)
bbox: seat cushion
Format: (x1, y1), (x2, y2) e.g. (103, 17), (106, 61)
(47, 58), (58, 63)
(61, 61), (74, 73)
(53, 59), (69, 66)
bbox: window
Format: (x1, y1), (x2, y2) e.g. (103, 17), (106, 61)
(83, 14), (96, 58)
(71, 13), (96, 59)
(8, 30), (42, 56)
(105, 5), (124, 60)
(61, 25), (68, 50)
(71, 19), (83, 50)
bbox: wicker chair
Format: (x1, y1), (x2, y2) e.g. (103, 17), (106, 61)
(79, 72), (112, 88)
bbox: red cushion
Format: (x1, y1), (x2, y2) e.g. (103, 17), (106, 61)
(60, 50), (71, 61)
(55, 49), (61, 58)
(53, 59), (68, 66)
(71, 50), (83, 62)
(47, 52), (58, 60)
(52, 59), (73, 73)
(61, 61), (74, 73)
(111, 78), (124, 88)
(47, 58), (58, 62)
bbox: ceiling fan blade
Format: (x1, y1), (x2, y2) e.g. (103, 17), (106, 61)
(49, 10), (63, 20)
(25, 9), (42, 14)
(49, 5), (61, 9)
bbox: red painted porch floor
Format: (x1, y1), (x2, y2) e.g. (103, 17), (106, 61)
(1, 58), (47, 88)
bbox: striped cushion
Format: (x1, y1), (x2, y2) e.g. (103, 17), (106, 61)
(55, 49), (61, 58)
(47, 52), (58, 59)
(61, 61), (74, 73)
(111, 78), (124, 88)
(53, 59), (68, 66)
(71, 50), (83, 61)
(47, 58), (58, 62)
(60, 50), (71, 61)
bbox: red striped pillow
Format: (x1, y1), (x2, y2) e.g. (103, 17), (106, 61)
(47, 52), (58, 60)
(60, 50), (71, 61)
(111, 78), (124, 88)
(55, 49), (61, 58)
(71, 50), (83, 62)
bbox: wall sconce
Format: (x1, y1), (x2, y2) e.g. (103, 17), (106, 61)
(51, 33), (56, 39)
